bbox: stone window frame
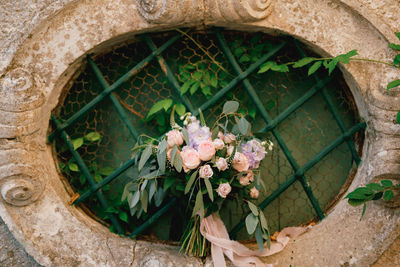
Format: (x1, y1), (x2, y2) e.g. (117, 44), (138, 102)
(0, 0), (399, 266)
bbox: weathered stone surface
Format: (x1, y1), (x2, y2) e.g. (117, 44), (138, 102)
(0, 0), (399, 266)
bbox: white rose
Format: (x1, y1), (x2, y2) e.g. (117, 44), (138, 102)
(224, 133), (236, 144)
(213, 138), (225, 150)
(217, 183), (232, 198)
(216, 157), (228, 171)
(250, 187), (260, 199)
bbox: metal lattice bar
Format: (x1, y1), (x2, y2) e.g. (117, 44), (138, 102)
(192, 42), (286, 116)
(294, 41), (362, 164)
(144, 35), (196, 114)
(87, 57), (140, 140)
(47, 34), (181, 142)
(260, 76), (331, 132)
(51, 115), (125, 234)
(215, 29), (325, 220)
(229, 121), (366, 236)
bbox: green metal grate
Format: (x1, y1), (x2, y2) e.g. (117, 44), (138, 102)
(49, 29), (365, 239)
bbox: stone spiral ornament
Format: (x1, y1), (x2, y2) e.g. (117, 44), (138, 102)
(135, 0), (194, 24)
(209, 0), (274, 22)
(0, 174), (44, 207)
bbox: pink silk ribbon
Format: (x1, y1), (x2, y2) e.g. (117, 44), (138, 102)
(200, 213), (310, 267)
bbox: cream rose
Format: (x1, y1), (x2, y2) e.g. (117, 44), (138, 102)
(181, 146), (201, 172)
(216, 157), (228, 171)
(239, 175), (250, 186)
(250, 187), (260, 199)
(217, 183), (232, 198)
(198, 140), (216, 161)
(224, 133), (236, 144)
(199, 164), (213, 178)
(232, 152), (250, 172)
(166, 130), (184, 148)
(213, 138), (225, 150)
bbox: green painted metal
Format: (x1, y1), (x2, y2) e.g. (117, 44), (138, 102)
(47, 34), (181, 142)
(294, 41), (362, 164)
(215, 29), (325, 220)
(51, 115), (125, 234)
(193, 42), (286, 116)
(87, 57), (140, 140)
(50, 29), (366, 239)
(129, 198), (177, 238)
(229, 121), (366, 237)
(144, 35), (196, 114)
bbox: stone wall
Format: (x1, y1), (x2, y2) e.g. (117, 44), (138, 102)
(0, 0), (399, 266)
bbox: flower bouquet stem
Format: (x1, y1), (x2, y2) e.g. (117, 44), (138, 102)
(180, 215), (209, 257)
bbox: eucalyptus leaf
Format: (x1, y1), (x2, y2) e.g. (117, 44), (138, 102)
(185, 170), (198, 194)
(158, 139), (167, 153)
(140, 179), (148, 191)
(139, 145), (153, 171)
(204, 178), (214, 202)
(140, 190), (148, 213)
(130, 191), (140, 208)
(247, 201), (259, 216)
(170, 146), (178, 166)
(157, 149), (166, 173)
(238, 117), (249, 135)
(245, 213), (258, 235)
(259, 212), (269, 234)
(149, 181), (156, 202)
(174, 152), (183, 172)
(255, 226), (264, 252)
(192, 190), (204, 219)
(154, 187), (164, 207)
(182, 128), (190, 145)
(223, 101), (239, 114)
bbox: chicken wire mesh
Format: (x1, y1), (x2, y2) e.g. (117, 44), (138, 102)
(52, 29), (363, 240)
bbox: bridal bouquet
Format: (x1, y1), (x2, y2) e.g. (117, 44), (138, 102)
(122, 101), (274, 258)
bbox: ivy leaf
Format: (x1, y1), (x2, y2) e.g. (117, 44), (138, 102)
(308, 61), (323, 76)
(387, 79), (400, 90)
(119, 211), (129, 223)
(147, 99), (173, 118)
(389, 43), (400, 51)
(85, 132), (101, 142)
(234, 47), (245, 57)
(381, 180), (393, 188)
(180, 80), (192, 95)
(393, 54), (400, 66)
(247, 201), (259, 216)
(245, 213), (258, 235)
(210, 77), (218, 88)
(258, 61), (274, 74)
(72, 137), (84, 150)
(201, 85), (212, 96)
(204, 178), (214, 202)
(190, 82), (201, 95)
(68, 162), (79, 172)
(248, 106), (256, 119)
(193, 71), (203, 81)
(396, 110), (400, 124)
(138, 145), (153, 171)
(223, 101), (239, 114)
(360, 203), (367, 220)
(98, 166), (114, 176)
(348, 198), (367, 207)
(239, 54), (251, 63)
(293, 57), (315, 68)
(185, 170), (198, 194)
(366, 183), (383, 192)
(345, 187), (373, 200)
(156, 114), (166, 126)
(383, 190), (394, 201)
(271, 63), (289, 72)
(175, 103), (186, 116)
(328, 58), (338, 75)
(396, 32), (400, 41)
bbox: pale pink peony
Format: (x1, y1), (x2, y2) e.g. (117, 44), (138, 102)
(217, 183), (232, 198)
(216, 157), (228, 171)
(250, 187), (260, 199)
(224, 133), (236, 144)
(213, 138), (225, 150)
(232, 152), (250, 172)
(181, 146), (201, 172)
(166, 130), (184, 148)
(198, 141), (216, 161)
(239, 175), (250, 186)
(199, 164), (213, 178)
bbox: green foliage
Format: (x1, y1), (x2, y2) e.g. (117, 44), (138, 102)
(245, 201), (270, 250)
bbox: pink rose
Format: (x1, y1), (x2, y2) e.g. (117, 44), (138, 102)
(239, 175), (250, 186)
(245, 170), (254, 182)
(217, 183), (231, 198)
(198, 141), (216, 161)
(250, 187), (259, 199)
(232, 152), (250, 172)
(213, 138), (224, 150)
(199, 164), (213, 178)
(166, 130), (184, 148)
(224, 133), (236, 144)
(216, 157), (228, 171)
(227, 145), (234, 157)
(218, 131), (225, 141)
(181, 146), (201, 172)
